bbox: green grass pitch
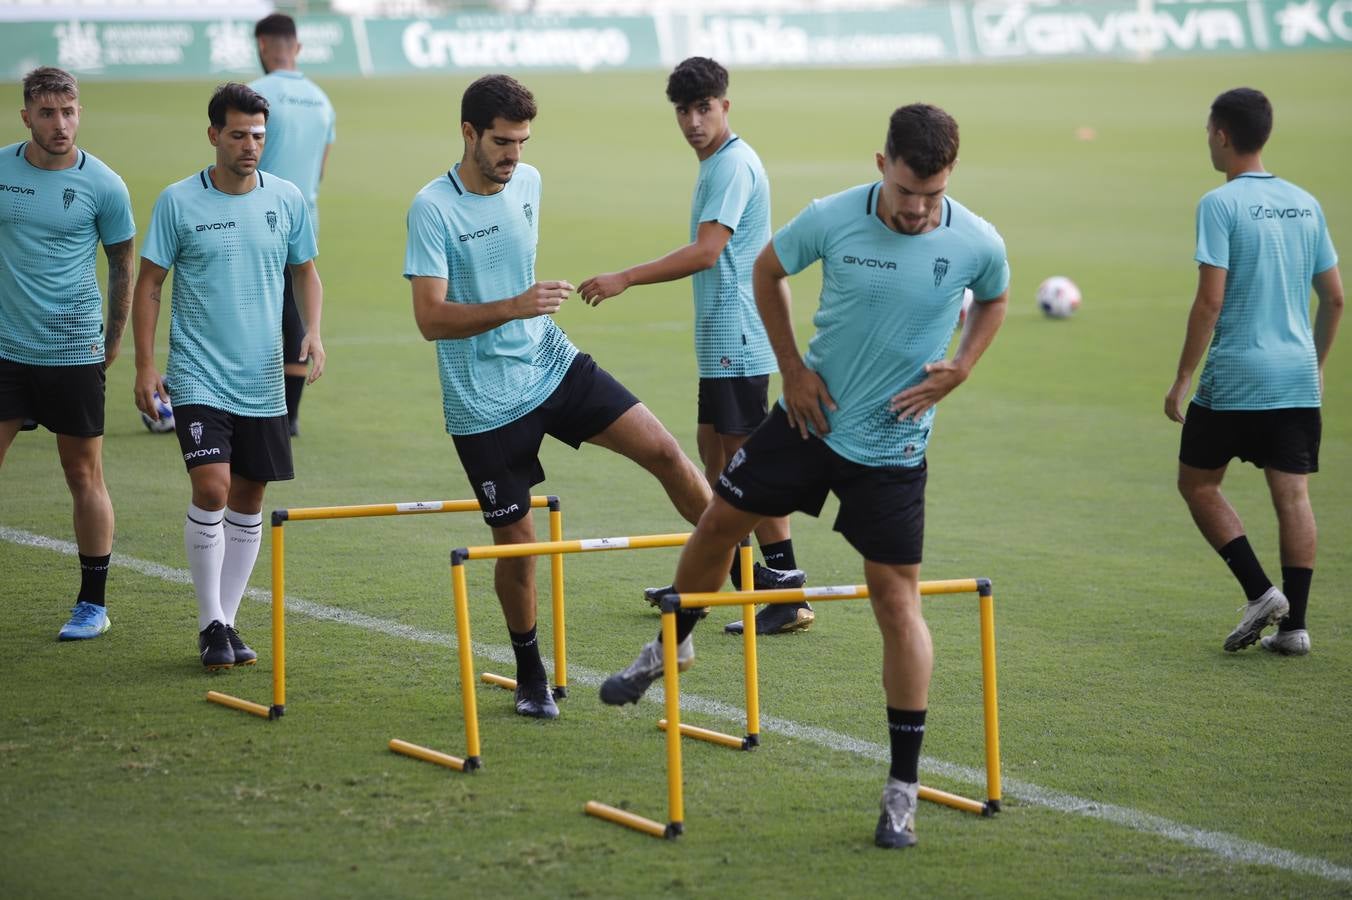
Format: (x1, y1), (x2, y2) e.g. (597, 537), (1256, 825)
(2, 53), (1350, 897)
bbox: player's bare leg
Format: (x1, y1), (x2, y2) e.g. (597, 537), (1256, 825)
(1262, 469), (1315, 655)
(1177, 462), (1244, 549)
(488, 513), (556, 717)
(0, 417), (23, 466)
(588, 403), (710, 525)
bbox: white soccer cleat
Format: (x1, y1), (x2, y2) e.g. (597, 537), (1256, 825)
(1223, 586), (1289, 652)
(1260, 628), (1310, 656)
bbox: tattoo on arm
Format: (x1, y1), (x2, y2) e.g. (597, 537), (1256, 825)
(104, 239), (135, 346)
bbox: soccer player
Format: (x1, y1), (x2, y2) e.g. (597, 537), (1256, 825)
(405, 74), (711, 720)
(600, 104), (1010, 850)
(578, 57), (811, 636)
(0, 67), (135, 641)
(1165, 87), (1342, 657)
(132, 83), (325, 669)
(250, 12), (336, 437)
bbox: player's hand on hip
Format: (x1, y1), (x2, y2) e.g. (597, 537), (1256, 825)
(577, 272), (628, 306)
(1164, 375), (1190, 424)
(517, 280), (574, 318)
(781, 365), (836, 439)
(300, 333), (326, 385)
(133, 367), (169, 419)
(890, 360), (967, 421)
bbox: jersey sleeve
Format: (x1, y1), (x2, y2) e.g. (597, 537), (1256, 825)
(96, 172), (136, 246)
(140, 189), (179, 271)
(1194, 191), (1233, 269)
(772, 200), (827, 276)
(698, 155), (753, 232)
(403, 195), (449, 280)
(326, 102), (337, 146)
(1314, 204), (1338, 274)
(970, 226), (1011, 301)
(286, 189), (318, 265)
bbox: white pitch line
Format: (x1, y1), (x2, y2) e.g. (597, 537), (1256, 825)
(4, 524), (1350, 885)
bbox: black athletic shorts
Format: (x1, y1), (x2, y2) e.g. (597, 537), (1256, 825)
(452, 353), (640, 527)
(0, 357), (105, 437)
(715, 405), (927, 565)
(1179, 402), (1321, 473)
(698, 375), (770, 435)
(282, 267), (307, 364)
(173, 403), (294, 482)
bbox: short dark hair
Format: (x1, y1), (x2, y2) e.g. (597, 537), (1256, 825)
(254, 13), (298, 39)
(666, 57), (728, 106)
(884, 104), (960, 178)
(1210, 87), (1272, 155)
(22, 67), (78, 106)
(461, 74), (537, 134)
(208, 82), (269, 129)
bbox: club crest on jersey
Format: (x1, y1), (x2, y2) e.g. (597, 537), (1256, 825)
(523, 202), (533, 226)
(720, 355), (732, 369)
(190, 421), (204, 445)
(481, 480), (497, 505)
(933, 257), (950, 287)
(266, 210), (277, 232)
(63, 188), (76, 210)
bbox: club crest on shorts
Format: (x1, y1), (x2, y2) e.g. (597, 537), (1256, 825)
(190, 421), (204, 445)
(63, 188), (76, 210)
(481, 480), (497, 506)
(266, 210), (277, 233)
(727, 448), (746, 472)
(933, 257), (950, 287)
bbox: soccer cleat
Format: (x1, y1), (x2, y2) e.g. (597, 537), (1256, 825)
(1223, 586), (1289, 652)
(725, 601), (816, 636)
(198, 620), (236, 670)
(57, 601), (110, 641)
(874, 778), (919, 849)
(20, 418), (39, 432)
(643, 584), (675, 608)
(1260, 628), (1310, 656)
(225, 625), (257, 665)
(599, 636), (695, 706)
(514, 681), (560, 719)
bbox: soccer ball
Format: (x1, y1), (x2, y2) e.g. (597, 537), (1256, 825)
(1037, 276), (1081, 319)
(140, 392), (175, 434)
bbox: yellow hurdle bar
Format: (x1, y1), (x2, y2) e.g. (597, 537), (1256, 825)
(548, 502), (567, 697)
(278, 496), (553, 523)
(657, 720), (749, 751)
(389, 738), (470, 772)
(206, 691), (272, 718)
(738, 541), (760, 748)
(457, 532), (691, 560)
(583, 801), (673, 839)
(271, 522), (286, 717)
(480, 672), (517, 691)
(450, 562), (482, 771)
(661, 606), (685, 835)
(656, 576), (1001, 819)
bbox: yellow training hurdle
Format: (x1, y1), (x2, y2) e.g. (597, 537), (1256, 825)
(389, 535), (756, 773)
(205, 495), (563, 722)
(586, 578), (1001, 839)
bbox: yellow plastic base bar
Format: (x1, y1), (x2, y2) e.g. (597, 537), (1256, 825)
(480, 672), (516, 691)
(657, 719), (751, 751)
(584, 801), (680, 839)
(918, 784), (989, 816)
(206, 691), (272, 719)
(388, 738), (477, 772)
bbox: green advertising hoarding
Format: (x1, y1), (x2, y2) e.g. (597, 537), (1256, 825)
(2, 0), (1348, 83)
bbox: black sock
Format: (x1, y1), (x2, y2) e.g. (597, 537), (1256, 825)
(887, 707), (927, 783)
(285, 374), (305, 423)
(760, 539), (797, 572)
(657, 607), (707, 647)
(728, 556), (743, 591)
(509, 626), (548, 687)
(1218, 536), (1272, 602)
(77, 553), (110, 607)
(1280, 566), (1312, 631)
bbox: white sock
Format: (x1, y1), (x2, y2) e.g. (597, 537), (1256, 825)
(185, 503), (225, 630)
(219, 508), (263, 627)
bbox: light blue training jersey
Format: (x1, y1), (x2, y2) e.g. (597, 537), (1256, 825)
(773, 185), (1009, 468)
(690, 134), (776, 378)
(404, 162), (578, 435)
(0, 141), (135, 366)
(1193, 172), (1338, 410)
(249, 70), (335, 229)
(142, 168), (317, 417)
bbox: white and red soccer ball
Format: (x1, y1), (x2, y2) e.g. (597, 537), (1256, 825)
(1037, 276), (1081, 319)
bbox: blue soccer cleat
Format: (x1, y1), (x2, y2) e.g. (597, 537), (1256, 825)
(58, 601), (111, 641)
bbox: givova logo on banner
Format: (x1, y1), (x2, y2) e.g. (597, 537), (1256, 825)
(970, 0), (1250, 57)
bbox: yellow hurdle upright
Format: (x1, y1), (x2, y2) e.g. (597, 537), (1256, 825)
(587, 577), (1002, 839)
(206, 495), (561, 728)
